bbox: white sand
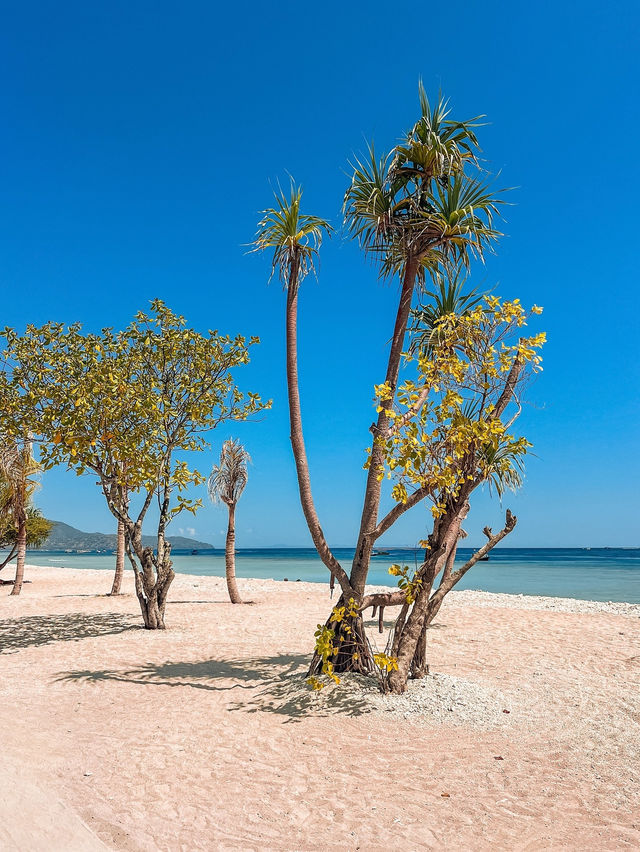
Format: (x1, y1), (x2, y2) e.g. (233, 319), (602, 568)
(0, 565), (638, 850)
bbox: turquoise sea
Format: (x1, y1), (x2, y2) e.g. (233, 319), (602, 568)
(15, 547), (640, 604)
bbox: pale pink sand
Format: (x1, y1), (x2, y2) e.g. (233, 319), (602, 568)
(0, 565), (638, 851)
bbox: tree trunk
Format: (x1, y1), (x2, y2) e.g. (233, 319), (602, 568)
(225, 503), (242, 604)
(307, 594), (375, 677)
(138, 585), (166, 629)
(285, 262), (348, 590)
(0, 544), (18, 573)
(110, 518), (126, 595)
(129, 540), (175, 630)
(350, 256), (420, 595)
(10, 512), (26, 596)
(410, 623), (429, 679)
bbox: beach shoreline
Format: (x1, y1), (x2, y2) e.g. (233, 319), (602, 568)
(1, 564), (639, 850)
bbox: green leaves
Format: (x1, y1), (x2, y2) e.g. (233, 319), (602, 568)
(0, 301), (269, 519)
(252, 181), (333, 292)
(343, 86), (502, 284)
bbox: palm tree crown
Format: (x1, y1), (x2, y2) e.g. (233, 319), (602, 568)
(252, 182), (332, 293)
(208, 439), (251, 507)
(343, 85), (502, 284)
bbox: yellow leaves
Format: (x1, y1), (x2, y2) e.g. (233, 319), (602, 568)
(374, 653), (399, 673)
(53, 433), (62, 445)
(391, 482), (408, 504)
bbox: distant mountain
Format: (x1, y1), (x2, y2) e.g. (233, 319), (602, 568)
(41, 521), (214, 552)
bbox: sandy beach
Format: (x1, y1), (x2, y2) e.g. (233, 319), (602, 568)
(1, 565), (638, 851)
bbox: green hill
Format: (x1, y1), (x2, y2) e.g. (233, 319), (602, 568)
(41, 521), (214, 552)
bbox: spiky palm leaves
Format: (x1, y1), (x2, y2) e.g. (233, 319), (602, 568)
(208, 439), (251, 605)
(0, 438), (38, 520)
(208, 438), (250, 507)
(409, 267), (483, 356)
(343, 86), (502, 284)
(252, 183), (332, 294)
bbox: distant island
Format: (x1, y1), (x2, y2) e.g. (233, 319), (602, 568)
(40, 521), (215, 553)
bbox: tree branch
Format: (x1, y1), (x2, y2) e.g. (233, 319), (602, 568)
(492, 353), (523, 420)
(373, 484), (431, 540)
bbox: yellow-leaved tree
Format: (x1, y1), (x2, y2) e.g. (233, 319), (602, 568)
(1, 300), (269, 628)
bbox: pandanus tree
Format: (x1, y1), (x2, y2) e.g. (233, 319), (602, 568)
(1, 301), (268, 628)
(254, 86), (545, 693)
(252, 185), (339, 580)
(208, 438), (250, 604)
(0, 435), (40, 595)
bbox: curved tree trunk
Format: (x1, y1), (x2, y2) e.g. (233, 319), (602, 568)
(285, 266), (350, 594)
(110, 518), (126, 595)
(0, 544), (18, 574)
(225, 502), (242, 604)
(10, 511), (27, 596)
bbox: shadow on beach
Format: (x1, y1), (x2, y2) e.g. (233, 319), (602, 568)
(0, 611), (139, 654)
(56, 654), (371, 721)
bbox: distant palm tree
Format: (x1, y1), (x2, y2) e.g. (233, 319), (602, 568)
(0, 435), (38, 595)
(208, 439), (250, 604)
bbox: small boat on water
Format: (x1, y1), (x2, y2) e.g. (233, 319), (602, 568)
(372, 550), (390, 557)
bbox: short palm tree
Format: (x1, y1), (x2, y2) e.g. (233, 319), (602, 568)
(208, 438), (250, 604)
(0, 435), (38, 595)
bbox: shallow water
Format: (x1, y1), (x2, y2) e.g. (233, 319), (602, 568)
(13, 547), (640, 603)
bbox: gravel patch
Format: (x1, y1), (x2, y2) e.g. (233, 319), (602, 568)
(275, 671), (511, 728)
(349, 672), (510, 727)
(444, 589), (640, 617)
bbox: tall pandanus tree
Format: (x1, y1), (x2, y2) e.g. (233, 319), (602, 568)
(0, 435), (38, 596)
(344, 88), (502, 604)
(208, 438), (251, 604)
(252, 185), (348, 590)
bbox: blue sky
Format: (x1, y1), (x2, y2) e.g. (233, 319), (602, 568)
(1, 1), (638, 548)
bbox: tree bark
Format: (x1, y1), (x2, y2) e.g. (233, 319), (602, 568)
(387, 509), (517, 693)
(225, 502), (242, 604)
(110, 518), (126, 595)
(350, 256), (420, 595)
(10, 510), (26, 596)
(285, 260), (352, 597)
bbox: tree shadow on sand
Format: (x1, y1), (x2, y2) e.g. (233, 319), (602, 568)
(56, 654), (372, 722)
(0, 612), (139, 654)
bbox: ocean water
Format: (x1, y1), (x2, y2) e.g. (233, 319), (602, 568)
(14, 547), (640, 603)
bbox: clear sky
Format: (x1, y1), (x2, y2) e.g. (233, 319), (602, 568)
(1, 1), (638, 548)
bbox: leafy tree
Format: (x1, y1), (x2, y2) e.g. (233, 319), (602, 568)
(254, 87), (545, 693)
(1, 301), (268, 627)
(208, 438), (251, 604)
